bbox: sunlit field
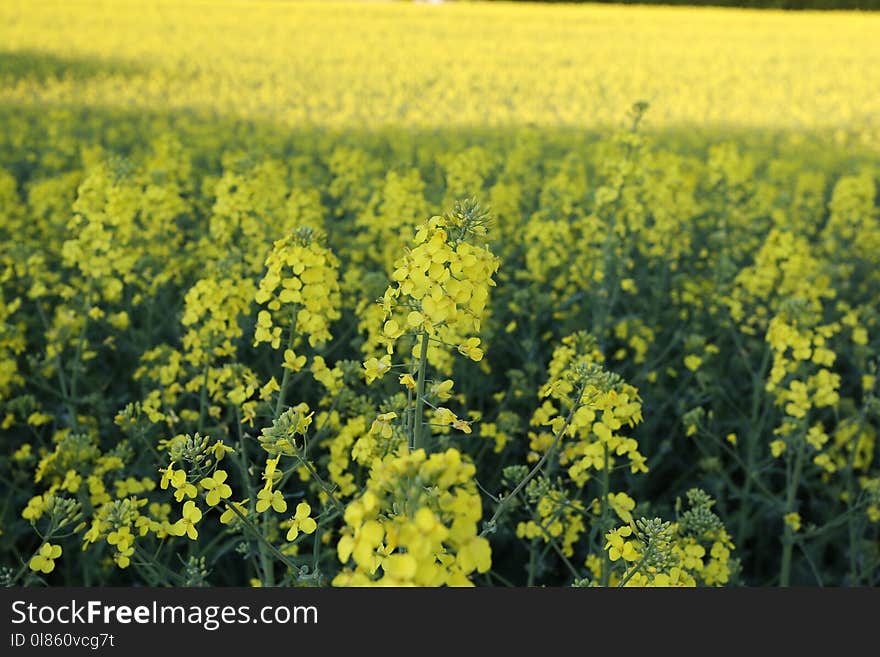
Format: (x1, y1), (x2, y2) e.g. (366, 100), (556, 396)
(1, 1), (878, 588)
(2, 0), (880, 131)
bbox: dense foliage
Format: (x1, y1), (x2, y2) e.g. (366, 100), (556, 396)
(1, 1), (878, 587)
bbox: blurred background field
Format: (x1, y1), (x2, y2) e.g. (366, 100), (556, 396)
(2, 0), (879, 133)
(2, 0), (878, 193)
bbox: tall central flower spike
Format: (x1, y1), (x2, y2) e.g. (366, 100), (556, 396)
(362, 199), (500, 452)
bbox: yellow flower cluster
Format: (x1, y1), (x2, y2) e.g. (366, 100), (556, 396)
(602, 491), (737, 587)
(377, 207), (499, 372)
(181, 277), (256, 367)
(516, 488), (586, 558)
(534, 333), (646, 484)
(766, 315), (841, 415)
(255, 230), (341, 349)
(334, 448), (491, 586)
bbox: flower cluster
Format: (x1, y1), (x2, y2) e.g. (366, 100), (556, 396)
(377, 200), (499, 372)
(254, 228), (341, 349)
(334, 448), (491, 586)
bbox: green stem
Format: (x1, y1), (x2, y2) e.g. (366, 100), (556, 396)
(35, 302), (70, 399)
(233, 410), (254, 492)
(274, 307), (300, 420)
(412, 330), (430, 452)
(801, 500), (868, 540)
(844, 416), (862, 585)
(526, 538), (540, 586)
(404, 353), (415, 441)
(617, 563), (641, 588)
(67, 283), (94, 429)
(11, 524), (61, 586)
(224, 502), (300, 582)
(482, 382), (586, 535)
(293, 452), (345, 515)
(197, 364), (210, 434)
(274, 357), (293, 421)
(312, 524), (323, 585)
(133, 545), (182, 586)
(600, 444), (612, 587)
(737, 343), (771, 547)
(780, 440), (806, 587)
(259, 314), (300, 586)
(526, 499), (581, 581)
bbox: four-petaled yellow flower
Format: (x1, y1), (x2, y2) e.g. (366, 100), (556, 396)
(605, 526), (639, 562)
(286, 502), (318, 541)
(114, 544), (135, 569)
(370, 412), (397, 439)
(107, 526), (133, 549)
(108, 528), (136, 569)
(457, 337), (484, 362)
(608, 492), (636, 524)
(170, 470), (198, 502)
(337, 519), (385, 569)
(256, 488), (288, 514)
(283, 348), (307, 372)
(29, 543), (62, 574)
(200, 469), (233, 506)
(171, 501), (203, 540)
(259, 377), (280, 401)
(363, 355), (392, 384)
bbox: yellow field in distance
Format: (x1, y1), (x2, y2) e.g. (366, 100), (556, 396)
(1, 0), (879, 134)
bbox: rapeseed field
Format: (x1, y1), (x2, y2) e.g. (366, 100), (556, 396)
(1, 1), (878, 587)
